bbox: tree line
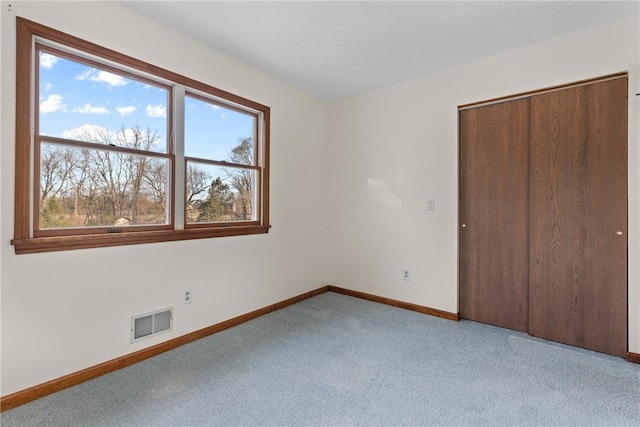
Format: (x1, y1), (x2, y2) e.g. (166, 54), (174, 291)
(40, 125), (254, 228)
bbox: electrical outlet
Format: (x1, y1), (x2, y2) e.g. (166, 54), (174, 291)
(183, 289), (192, 304)
(402, 270), (411, 281)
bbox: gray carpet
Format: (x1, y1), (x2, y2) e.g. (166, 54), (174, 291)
(2, 291), (639, 426)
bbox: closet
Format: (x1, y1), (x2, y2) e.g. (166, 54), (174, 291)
(458, 74), (628, 357)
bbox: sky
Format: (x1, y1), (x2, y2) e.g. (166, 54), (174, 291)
(38, 50), (256, 162)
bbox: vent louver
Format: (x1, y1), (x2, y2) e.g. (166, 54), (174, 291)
(131, 307), (173, 343)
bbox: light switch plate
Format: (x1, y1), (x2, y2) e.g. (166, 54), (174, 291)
(427, 199), (435, 211)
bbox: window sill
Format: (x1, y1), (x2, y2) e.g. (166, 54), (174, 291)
(11, 225), (270, 254)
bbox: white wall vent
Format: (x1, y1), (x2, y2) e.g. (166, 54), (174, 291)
(131, 307), (173, 343)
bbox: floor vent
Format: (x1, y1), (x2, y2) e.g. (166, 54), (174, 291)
(131, 307), (173, 343)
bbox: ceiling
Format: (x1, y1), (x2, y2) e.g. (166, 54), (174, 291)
(122, 1), (640, 101)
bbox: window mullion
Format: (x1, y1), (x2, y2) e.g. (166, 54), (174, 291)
(173, 84), (186, 230)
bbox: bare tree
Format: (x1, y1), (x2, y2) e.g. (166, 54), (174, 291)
(40, 144), (69, 204)
(114, 125), (156, 222)
(62, 147), (90, 217)
(143, 159), (168, 222)
(186, 164), (212, 206)
(39, 144), (87, 228)
(59, 124), (164, 226)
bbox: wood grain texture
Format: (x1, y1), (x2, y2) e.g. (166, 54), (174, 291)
(529, 78), (627, 357)
(328, 286), (459, 321)
(12, 225), (271, 254)
(628, 352), (640, 364)
(0, 286), (330, 412)
(14, 18), (33, 240)
(459, 72), (627, 110)
(459, 99), (530, 332)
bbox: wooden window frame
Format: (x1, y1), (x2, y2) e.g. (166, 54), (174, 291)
(183, 90), (262, 229)
(12, 17), (270, 254)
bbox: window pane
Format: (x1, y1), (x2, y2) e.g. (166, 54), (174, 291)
(39, 143), (169, 229)
(38, 49), (169, 153)
(186, 161), (257, 224)
(185, 95), (256, 163)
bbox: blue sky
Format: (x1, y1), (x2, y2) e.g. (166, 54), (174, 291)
(38, 51), (255, 161)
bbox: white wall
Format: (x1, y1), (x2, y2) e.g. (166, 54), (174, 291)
(328, 16), (640, 353)
(0, 1), (337, 396)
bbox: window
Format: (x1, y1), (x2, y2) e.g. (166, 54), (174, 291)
(12, 18), (270, 254)
(184, 93), (260, 226)
(36, 47), (172, 234)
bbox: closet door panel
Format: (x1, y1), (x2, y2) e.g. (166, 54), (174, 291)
(459, 99), (530, 332)
(529, 78), (627, 357)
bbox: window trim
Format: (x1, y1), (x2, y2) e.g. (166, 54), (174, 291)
(12, 17), (270, 254)
(183, 89), (262, 228)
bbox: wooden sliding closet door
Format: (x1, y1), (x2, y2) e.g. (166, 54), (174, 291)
(529, 78), (628, 357)
(459, 99), (530, 332)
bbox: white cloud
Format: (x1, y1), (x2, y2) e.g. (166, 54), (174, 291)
(75, 69), (93, 81)
(94, 71), (127, 87)
(76, 68), (127, 87)
(40, 94), (66, 113)
(220, 113), (227, 119)
(40, 53), (58, 70)
(43, 82), (53, 91)
(62, 124), (110, 143)
(72, 103), (110, 114)
(146, 104), (166, 118)
(211, 105), (221, 110)
(116, 106), (136, 116)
